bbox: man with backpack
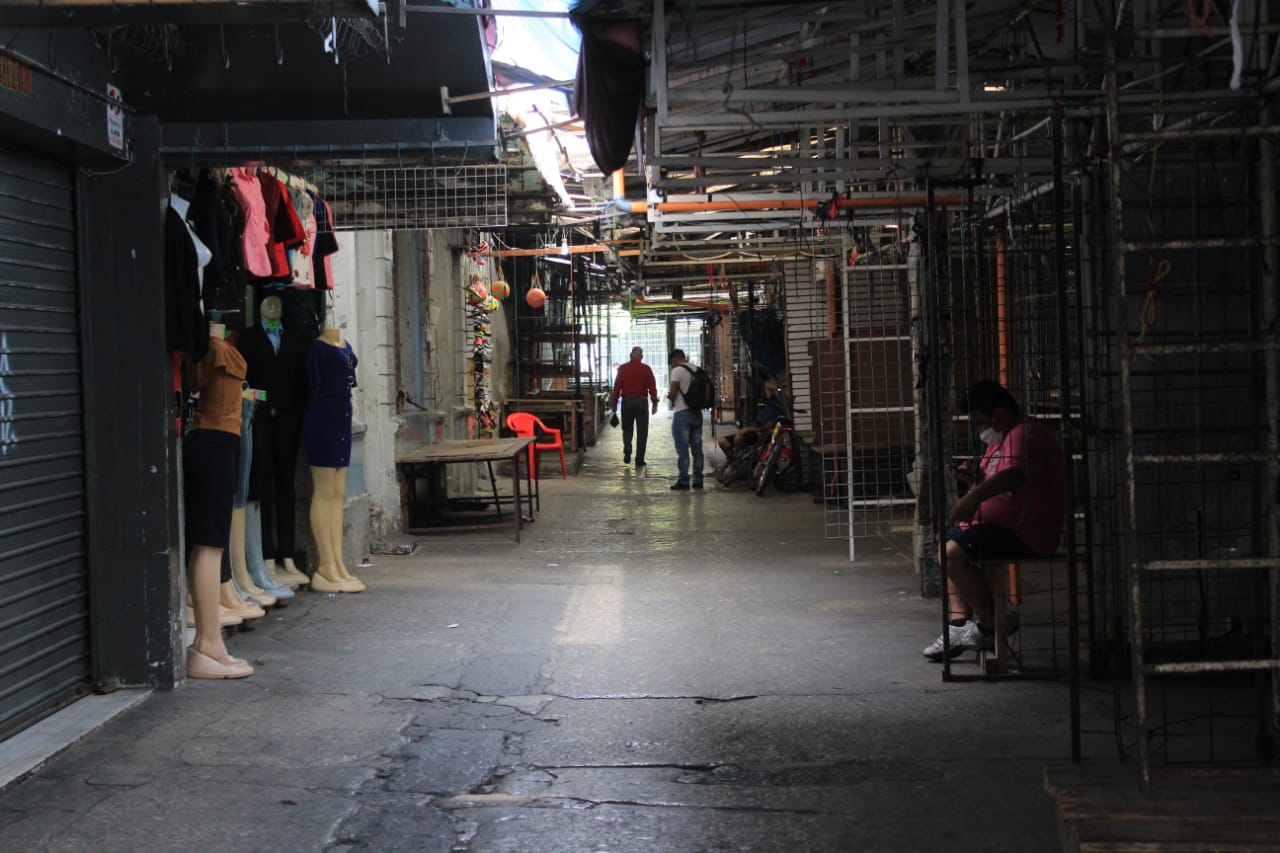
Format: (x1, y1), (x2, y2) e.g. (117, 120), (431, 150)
(667, 349), (709, 491)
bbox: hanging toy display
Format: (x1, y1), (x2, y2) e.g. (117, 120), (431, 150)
(526, 287), (547, 309)
(465, 258), (500, 437)
(491, 279), (510, 300)
(466, 274), (489, 307)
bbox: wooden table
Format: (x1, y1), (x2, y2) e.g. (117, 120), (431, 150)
(396, 437), (535, 542)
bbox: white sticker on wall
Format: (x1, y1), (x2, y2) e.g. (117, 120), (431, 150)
(106, 83), (124, 151)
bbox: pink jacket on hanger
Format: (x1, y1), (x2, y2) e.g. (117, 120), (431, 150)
(230, 167), (272, 278)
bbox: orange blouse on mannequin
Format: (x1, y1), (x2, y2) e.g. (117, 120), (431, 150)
(190, 336), (248, 435)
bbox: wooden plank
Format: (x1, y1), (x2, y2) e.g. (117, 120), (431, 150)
(395, 437), (532, 465)
(1046, 765), (1280, 853)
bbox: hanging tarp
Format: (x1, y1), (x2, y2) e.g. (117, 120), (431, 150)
(571, 17), (644, 175)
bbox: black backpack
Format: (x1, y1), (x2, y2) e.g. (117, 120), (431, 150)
(678, 364), (715, 410)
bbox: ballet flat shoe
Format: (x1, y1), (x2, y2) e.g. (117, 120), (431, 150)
(275, 563), (310, 586)
(187, 649), (253, 679)
(232, 601), (267, 619)
(217, 606), (244, 627)
(309, 573), (364, 594)
(336, 573), (367, 592)
(245, 589), (277, 607)
(270, 569), (304, 588)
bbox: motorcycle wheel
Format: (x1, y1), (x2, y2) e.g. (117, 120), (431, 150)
(755, 441), (782, 496)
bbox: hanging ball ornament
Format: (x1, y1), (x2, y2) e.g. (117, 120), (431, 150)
(466, 280), (489, 306)
(526, 287), (547, 309)
(483, 295), (500, 312)
(491, 280), (510, 300)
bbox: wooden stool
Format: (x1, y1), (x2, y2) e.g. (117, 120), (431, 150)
(979, 561), (1016, 672)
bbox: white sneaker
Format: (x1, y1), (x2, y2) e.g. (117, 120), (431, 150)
(922, 621), (983, 662)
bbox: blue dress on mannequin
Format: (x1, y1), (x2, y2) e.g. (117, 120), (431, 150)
(301, 339), (358, 468)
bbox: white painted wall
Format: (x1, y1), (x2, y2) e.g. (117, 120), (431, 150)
(329, 230), (404, 537)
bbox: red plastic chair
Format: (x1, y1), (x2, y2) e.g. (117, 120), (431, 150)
(506, 412), (567, 480)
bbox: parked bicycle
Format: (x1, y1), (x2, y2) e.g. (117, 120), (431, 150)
(751, 413), (796, 495)
(715, 378), (805, 495)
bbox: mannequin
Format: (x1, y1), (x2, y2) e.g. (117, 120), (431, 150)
(230, 385), (293, 604)
(238, 294), (310, 588)
(184, 322), (253, 678)
(302, 326), (365, 593)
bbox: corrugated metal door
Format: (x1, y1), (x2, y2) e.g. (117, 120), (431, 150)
(0, 145), (91, 738)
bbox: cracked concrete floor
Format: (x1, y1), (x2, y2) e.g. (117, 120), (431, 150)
(0, 419), (1072, 852)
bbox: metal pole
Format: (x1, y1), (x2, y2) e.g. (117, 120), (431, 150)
(842, 253), (856, 561)
(1103, 0), (1150, 792)
(1053, 115), (1082, 763)
(923, 179), (955, 675)
(1258, 101), (1280, 759)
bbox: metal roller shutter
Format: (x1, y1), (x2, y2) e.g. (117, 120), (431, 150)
(0, 145), (91, 738)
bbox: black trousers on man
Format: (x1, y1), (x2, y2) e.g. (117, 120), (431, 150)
(620, 396), (650, 466)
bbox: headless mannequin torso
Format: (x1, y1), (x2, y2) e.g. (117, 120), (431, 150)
(305, 327), (365, 593)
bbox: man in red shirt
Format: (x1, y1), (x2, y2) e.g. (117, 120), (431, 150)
(610, 347), (659, 470)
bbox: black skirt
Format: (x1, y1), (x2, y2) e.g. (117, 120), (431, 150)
(184, 428), (240, 549)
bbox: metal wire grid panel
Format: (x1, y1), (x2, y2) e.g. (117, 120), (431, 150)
(817, 235), (915, 556)
(1088, 118), (1280, 774)
(917, 187), (1087, 677)
(308, 165), (508, 231)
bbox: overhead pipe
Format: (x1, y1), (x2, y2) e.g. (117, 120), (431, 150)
(610, 193), (970, 215)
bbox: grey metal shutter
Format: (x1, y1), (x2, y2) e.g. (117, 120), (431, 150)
(0, 145), (91, 738)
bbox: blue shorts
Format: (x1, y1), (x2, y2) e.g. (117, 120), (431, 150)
(945, 524), (1043, 560)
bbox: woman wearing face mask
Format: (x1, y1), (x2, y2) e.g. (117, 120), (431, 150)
(923, 381), (1065, 662)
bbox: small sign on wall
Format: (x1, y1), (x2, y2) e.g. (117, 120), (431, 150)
(0, 55), (32, 97)
(106, 83), (123, 151)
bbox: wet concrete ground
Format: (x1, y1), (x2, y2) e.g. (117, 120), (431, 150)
(0, 414), (1075, 852)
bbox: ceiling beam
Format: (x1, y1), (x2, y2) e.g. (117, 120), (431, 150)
(160, 117), (499, 165)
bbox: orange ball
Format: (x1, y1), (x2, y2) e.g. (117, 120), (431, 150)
(491, 279), (511, 300)
(526, 287), (547, 309)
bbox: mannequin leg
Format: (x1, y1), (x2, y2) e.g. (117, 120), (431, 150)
(309, 466), (338, 581)
(328, 468), (366, 590)
(278, 556), (308, 584)
(220, 580), (265, 619)
(230, 508), (275, 606)
(245, 502), (296, 598)
(262, 410), (309, 587)
(187, 546), (253, 679)
(309, 467), (361, 593)
(274, 410), (308, 585)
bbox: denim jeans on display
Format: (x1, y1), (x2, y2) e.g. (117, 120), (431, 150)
(672, 408), (704, 485)
(234, 397), (257, 509)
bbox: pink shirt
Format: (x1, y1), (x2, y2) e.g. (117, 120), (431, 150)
(289, 187), (316, 289)
(968, 417), (1065, 555)
(230, 168), (272, 277)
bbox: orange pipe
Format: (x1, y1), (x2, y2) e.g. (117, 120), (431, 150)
(993, 233), (1020, 605)
(614, 195), (969, 214)
(481, 244), (641, 258)
(611, 169), (625, 198)
(825, 258), (837, 339)
(995, 234), (1009, 385)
